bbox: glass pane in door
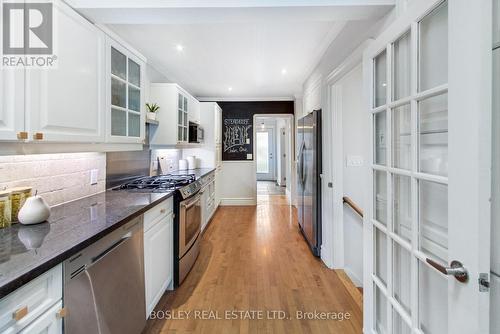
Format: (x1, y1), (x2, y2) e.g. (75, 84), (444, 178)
(393, 241), (412, 314)
(111, 47), (126, 80)
(374, 111), (387, 165)
(375, 227), (388, 285)
(178, 94), (183, 110)
(419, 1), (448, 91)
(178, 126), (183, 141)
(419, 93), (448, 176)
(393, 31), (411, 101)
(128, 59), (140, 87)
(393, 309), (411, 334)
(419, 260), (448, 334)
(178, 109), (183, 126)
(393, 174), (411, 241)
(374, 170), (387, 225)
(419, 180), (448, 263)
(111, 78), (126, 108)
(374, 50), (387, 107)
(111, 109), (126, 136)
(128, 113), (140, 137)
(375, 285), (388, 334)
(392, 104), (411, 170)
(256, 132), (269, 173)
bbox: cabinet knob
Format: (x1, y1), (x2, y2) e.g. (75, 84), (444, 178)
(56, 307), (67, 319)
(13, 306), (28, 321)
(160, 209), (166, 214)
(17, 132), (28, 140)
(33, 132), (44, 140)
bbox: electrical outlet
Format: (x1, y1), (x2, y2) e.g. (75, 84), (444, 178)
(90, 169), (98, 185)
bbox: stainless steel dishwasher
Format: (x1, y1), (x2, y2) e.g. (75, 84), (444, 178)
(63, 216), (146, 334)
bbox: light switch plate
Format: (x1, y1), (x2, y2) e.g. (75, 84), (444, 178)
(246, 138), (250, 144)
(90, 169), (98, 185)
(247, 154), (253, 160)
(346, 155), (364, 167)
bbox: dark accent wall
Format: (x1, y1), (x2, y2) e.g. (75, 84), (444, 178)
(218, 101), (294, 161)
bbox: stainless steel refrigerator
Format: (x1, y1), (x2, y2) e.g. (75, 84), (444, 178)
(296, 109), (322, 257)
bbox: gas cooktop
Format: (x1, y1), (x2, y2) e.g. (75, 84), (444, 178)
(118, 174), (196, 192)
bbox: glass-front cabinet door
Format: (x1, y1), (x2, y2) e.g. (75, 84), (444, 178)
(177, 93), (188, 143)
(107, 39), (144, 143)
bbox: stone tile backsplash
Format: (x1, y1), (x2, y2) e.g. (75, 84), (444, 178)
(0, 152), (106, 207)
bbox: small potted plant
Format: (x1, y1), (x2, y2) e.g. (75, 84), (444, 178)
(146, 103), (160, 120)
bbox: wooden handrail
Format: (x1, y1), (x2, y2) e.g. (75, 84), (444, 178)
(343, 196), (364, 218)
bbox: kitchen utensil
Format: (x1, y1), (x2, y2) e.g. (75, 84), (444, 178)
(179, 159), (188, 171)
(186, 156), (196, 170)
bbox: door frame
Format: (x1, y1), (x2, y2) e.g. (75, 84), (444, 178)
(363, 0), (492, 333)
(252, 114), (294, 198)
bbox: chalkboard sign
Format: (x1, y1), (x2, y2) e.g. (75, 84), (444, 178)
(222, 115), (253, 161)
(218, 101), (294, 161)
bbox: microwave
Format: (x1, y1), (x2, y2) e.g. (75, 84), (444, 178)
(189, 122), (204, 143)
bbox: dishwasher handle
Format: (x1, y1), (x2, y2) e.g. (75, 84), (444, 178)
(91, 232), (131, 264)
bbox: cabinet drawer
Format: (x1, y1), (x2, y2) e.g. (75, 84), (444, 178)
(19, 300), (63, 334)
(144, 197), (173, 232)
(0, 265), (62, 334)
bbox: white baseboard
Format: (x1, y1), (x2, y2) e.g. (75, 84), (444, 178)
(220, 198), (256, 206)
(344, 267), (363, 287)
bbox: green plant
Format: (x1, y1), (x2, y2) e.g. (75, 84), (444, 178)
(146, 103), (160, 113)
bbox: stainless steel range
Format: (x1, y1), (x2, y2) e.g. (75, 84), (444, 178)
(118, 174), (202, 286)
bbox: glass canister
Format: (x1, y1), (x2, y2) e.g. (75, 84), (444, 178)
(10, 187), (32, 223)
(0, 190), (12, 228)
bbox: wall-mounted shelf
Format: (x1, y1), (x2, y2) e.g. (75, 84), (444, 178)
(146, 118), (159, 126)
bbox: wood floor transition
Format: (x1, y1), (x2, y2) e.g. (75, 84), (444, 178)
(143, 195), (363, 334)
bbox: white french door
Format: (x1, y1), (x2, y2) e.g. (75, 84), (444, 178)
(364, 1), (491, 333)
(256, 128), (276, 181)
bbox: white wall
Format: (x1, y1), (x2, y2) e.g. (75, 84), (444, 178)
(219, 162), (256, 205)
(341, 64), (367, 287)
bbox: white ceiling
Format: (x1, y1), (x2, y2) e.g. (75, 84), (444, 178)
(70, 1), (393, 99)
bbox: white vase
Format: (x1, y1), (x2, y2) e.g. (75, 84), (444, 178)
(18, 195), (51, 225)
(147, 112), (157, 120)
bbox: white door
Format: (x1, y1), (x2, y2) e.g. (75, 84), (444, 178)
(256, 128), (275, 181)
(363, 1), (491, 333)
(26, 0), (105, 142)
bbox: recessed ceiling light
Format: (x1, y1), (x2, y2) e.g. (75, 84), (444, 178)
(228, 87), (233, 91)
(281, 68), (287, 75)
(176, 44), (184, 52)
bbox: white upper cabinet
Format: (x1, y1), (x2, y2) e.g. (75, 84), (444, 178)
(149, 84), (198, 146)
(188, 95), (200, 125)
(0, 68), (24, 141)
(200, 102), (223, 168)
(26, 1), (105, 142)
(106, 39), (145, 144)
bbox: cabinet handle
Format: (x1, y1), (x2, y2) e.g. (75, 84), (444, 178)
(33, 132), (44, 140)
(160, 209), (166, 214)
(13, 306), (28, 321)
(17, 132), (28, 140)
(56, 307), (67, 319)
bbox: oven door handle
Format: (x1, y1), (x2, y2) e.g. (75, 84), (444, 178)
(181, 194), (201, 209)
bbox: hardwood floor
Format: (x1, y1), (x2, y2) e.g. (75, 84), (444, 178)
(143, 195), (363, 334)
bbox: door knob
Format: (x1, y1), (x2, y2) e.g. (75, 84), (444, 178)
(426, 258), (468, 283)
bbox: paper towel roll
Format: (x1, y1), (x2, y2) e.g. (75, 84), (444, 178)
(178, 159), (188, 170)
(186, 156), (196, 170)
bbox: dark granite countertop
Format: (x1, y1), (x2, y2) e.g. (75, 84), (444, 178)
(170, 168), (216, 180)
(0, 189), (174, 299)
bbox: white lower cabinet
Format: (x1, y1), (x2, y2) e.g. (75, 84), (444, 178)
(144, 198), (174, 317)
(19, 301), (63, 334)
(0, 265), (63, 334)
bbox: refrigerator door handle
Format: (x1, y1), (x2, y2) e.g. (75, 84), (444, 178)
(297, 142), (305, 186)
